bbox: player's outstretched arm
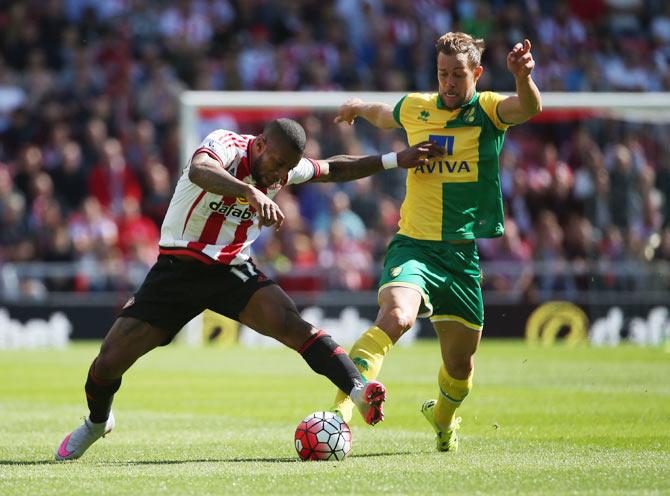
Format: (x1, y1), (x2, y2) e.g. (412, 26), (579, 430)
(497, 39), (542, 125)
(189, 152), (284, 228)
(334, 98), (401, 129)
(310, 141), (445, 183)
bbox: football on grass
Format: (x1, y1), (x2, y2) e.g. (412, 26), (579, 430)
(294, 411), (352, 461)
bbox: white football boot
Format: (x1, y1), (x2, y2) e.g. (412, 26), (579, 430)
(55, 412), (115, 461)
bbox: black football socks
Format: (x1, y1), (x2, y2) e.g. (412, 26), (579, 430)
(298, 330), (364, 394)
(85, 358), (122, 423)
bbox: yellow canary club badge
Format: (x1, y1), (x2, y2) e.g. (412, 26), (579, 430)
(463, 107), (476, 123)
(390, 267), (402, 278)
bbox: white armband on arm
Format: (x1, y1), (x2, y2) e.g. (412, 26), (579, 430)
(381, 152), (398, 170)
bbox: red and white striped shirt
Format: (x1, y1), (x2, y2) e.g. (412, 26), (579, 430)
(159, 130), (320, 265)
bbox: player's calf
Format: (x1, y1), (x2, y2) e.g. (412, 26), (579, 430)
(85, 358), (122, 423)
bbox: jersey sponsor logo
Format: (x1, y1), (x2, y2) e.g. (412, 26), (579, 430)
(416, 134), (468, 174)
(390, 266), (402, 278)
(209, 200), (254, 220)
(414, 160), (471, 174)
(428, 134), (455, 155)
(418, 110), (430, 122)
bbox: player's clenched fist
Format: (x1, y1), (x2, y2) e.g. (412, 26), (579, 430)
(244, 185), (285, 229)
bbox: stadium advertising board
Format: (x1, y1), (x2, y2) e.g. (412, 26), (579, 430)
(1, 301), (669, 348)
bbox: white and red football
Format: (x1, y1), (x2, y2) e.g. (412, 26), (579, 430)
(294, 411), (352, 461)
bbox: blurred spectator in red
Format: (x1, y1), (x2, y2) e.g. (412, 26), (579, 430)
(88, 138), (142, 215)
(115, 195), (159, 265)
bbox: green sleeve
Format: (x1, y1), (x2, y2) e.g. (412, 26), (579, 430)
(392, 95), (407, 127)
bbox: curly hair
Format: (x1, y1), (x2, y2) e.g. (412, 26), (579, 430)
(435, 32), (486, 69)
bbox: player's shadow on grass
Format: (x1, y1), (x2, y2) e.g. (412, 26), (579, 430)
(0, 458), (300, 465)
(107, 457), (299, 464)
(0, 451), (417, 466)
(350, 450), (415, 458)
(103, 451), (415, 465)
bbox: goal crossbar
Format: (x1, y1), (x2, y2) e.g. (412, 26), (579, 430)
(180, 91), (670, 167)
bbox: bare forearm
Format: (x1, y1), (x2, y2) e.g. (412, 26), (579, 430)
(355, 102), (398, 129)
(515, 75), (542, 117)
(316, 155), (384, 182)
(311, 141), (444, 183)
(189, 163), (252, 197)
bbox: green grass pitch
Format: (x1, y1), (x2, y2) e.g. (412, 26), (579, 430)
(1, 340), (669, 495)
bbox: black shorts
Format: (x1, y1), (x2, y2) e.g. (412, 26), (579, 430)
(119, 254), (275, 343)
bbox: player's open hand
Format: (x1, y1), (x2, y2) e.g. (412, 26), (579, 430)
(334, 98), (363, 125)
(507, 39), (535, 79)
(245, 186), (285, 230)
(397, 140), (446, 169)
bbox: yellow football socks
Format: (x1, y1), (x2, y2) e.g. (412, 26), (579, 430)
(434, 364), (472, 429)
(332, 326), (393, 422)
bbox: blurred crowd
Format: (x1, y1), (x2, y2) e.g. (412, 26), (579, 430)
(1, 0), (670, 300)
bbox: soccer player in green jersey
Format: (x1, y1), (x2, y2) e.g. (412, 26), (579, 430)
(330, 32), (542, 451)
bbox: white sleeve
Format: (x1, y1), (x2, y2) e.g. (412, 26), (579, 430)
(286, 157), (321, 185)
(191, 130), (238, 169)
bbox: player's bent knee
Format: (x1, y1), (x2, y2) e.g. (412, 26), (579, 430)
(256, 306), (313, 350)
(376, 307), (415, 342)
(281, 314), (316, 350)
(445, 356), (474, 379)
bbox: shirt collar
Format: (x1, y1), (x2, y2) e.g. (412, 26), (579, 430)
(436, 91), (478, 110)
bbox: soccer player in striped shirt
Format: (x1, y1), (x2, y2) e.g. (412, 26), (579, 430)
(330, 33), (542, 451)
(55, 118), (443, 461)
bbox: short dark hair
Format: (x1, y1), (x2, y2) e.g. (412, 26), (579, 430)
(436, 32), (486, 69)
(263, 118), (306, 154)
